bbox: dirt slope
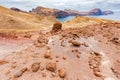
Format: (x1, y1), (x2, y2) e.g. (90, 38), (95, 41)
(0, 6), (58, 31)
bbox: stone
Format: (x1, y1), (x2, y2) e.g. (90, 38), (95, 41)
(52, 22), (62, 32)
(0, 60), (8, 65)
(31, 62), (40, 72)
(42, 72), (47, 77)
(69, 40), (81, 47)
(94, 71), (102, 77)
(46, 62), (57, 72)
(44, 51), (51, 59)
(58, 68), (66, 78)
(14, 68), (27, 78)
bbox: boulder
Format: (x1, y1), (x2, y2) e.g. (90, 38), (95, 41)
(46, 62), (57, 72)
(51, 22), (62, 32)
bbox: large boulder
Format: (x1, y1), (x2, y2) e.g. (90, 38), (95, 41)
(51, 22), (62, 32)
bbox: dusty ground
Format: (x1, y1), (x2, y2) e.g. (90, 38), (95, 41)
(0, 21), (120, 80)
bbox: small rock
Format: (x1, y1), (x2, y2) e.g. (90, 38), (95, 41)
(14, 68), (27, 78)
(69, 40), (81, 47)
(0, 60), (8, 65)
(83, 42), (89, 47)
(46, 46), (51, 50)
(76, 54), (80, 58)
(93, 68), (100, 72)
(14, 71), (23, 78)
(94, 52), (101, 56)
(56, 56), (59, 58)
(46, 62), (57, 72)
(63, 56), (67, 60)
(44, 51), (51, 59)
(11, 63), (17, 68)
(5, 70), (11, 75)
(40, 66), (44, 71)
(34, 41), (42, 47)
(94, 71), (102, 77)
(58, 68), (66, 78)
(24, 33), (32, 38)
(31, 62), (40, 72)
(42, 72), (47, 77)
(51, 72), (56, 77)
(21, 68), (28, 73)
(56, 60), (59, 62)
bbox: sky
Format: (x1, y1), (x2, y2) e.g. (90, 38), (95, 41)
(0, 0), (120, 11)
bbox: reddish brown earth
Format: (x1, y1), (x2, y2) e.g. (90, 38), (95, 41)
(0, 21), (120, 80)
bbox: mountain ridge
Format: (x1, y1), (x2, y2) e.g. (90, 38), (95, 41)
(29, 6), (114, 18)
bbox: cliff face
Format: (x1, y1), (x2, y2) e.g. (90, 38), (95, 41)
(30, 6), (114, 18)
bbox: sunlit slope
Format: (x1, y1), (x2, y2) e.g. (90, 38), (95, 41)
(63, 16), (120, 29)
(0, 6), (58, 31)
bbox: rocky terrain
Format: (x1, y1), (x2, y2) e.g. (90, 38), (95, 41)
(0, 6), (120, 80)
(30, 6), (113, 18)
